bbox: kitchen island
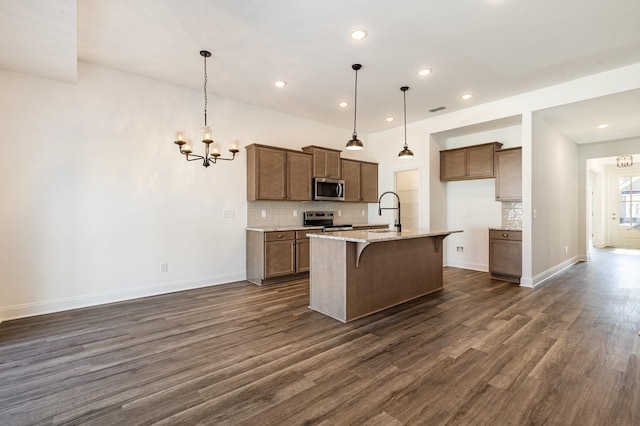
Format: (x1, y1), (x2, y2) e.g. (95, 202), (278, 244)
(308, 228), (462, 322)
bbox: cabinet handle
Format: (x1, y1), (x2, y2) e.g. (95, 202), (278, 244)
(502, 233), (509, 237)
(277, 234), (283, 238)
(490, 240), (493, 244)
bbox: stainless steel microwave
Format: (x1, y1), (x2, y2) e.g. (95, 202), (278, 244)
(313, 177), (345, 201)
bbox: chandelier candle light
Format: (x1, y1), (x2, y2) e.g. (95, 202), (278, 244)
(173, 50), (239, 167)
(617, 155), (633, 168)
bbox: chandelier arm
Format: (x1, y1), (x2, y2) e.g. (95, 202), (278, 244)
(185, 154), (205, 161)
(209, 153), (237, 163)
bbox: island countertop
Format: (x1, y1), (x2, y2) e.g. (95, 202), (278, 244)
(308, 228), (463, 243)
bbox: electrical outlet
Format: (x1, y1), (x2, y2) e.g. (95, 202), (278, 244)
(160, 262), (168, 273)
(293, 210), (298, 217)
(223, 209), (235, 219)
(533, 209), (537, 219)
(261, 210), (267, 218)
(338, 209), (342, 216)
(456, 246), (464, 253)
(361, 210), (365, 216)
(565, 246), (568, 254)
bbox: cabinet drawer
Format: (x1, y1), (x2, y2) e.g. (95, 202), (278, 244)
(489, 230), (522, 241)
(264, 231), (296, 242)
(296, 230), (322, 239)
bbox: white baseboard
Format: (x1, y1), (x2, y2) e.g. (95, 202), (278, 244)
(520, 256), (581, 288)
(0, 272), (246, 323)
(444, 259), (487, 272)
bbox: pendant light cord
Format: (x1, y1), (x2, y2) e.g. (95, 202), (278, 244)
(403, 89), (407, 148)
(352, 67), (358, 138)
(203, 53), (208, 127)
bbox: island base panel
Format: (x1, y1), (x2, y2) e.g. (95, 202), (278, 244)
(310, 236), (446, 322)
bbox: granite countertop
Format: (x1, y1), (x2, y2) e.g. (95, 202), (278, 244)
(489, 227), (522, 232)
(246, 223), (390, 232)
(308, 228), (463, 243)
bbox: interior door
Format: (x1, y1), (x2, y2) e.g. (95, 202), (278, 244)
(395, 169), (420, 230)
(610, 172), (640, 248)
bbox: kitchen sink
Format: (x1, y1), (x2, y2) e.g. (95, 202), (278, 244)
(368, 229), (393, 233)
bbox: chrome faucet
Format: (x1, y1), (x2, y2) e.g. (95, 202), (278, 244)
(378, 191), (402, 232)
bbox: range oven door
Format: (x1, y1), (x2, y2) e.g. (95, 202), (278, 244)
(313, 178), (345, 201)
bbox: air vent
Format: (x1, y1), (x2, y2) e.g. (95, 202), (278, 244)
(429, 106), (447, 113)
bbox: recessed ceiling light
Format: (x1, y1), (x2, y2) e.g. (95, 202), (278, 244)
(461, 93), (473, 100)
(418, 69), (432, 77)
(274, 80), (287, 88)
(350, 30), (367, 41)
(385, 116), (395, 122)
(597, 123), (610, 129)
(339, 101), (349, 108)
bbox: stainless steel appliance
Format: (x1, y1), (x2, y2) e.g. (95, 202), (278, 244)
(313, 177), (345, 201)
(303, 211), (353, 231)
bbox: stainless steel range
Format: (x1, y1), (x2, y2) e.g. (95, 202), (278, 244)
(303, 211), (353, 231)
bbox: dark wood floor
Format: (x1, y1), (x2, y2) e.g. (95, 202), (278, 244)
(1, 248), (639, 425)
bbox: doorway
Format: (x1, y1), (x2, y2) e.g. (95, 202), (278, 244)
(609, 170), (640, 248)
(394, 168), (420, 230)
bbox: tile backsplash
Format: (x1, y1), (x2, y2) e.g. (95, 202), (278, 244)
(248, 201), (372, 227)
(501, 201), (523, 230)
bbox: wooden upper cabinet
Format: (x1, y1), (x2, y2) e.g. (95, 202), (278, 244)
(341, 159), (360, 202)
(440, 142), (503, 181)
(360, 161), (379, 203)
(246, 144), (312, 201)
(287, 151), (313, 201)
(495, 147), (522, 201)
(302, 146), (342, 178)
(341, 159), (378, 203)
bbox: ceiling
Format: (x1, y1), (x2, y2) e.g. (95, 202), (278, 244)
(2, 0), (640, 141)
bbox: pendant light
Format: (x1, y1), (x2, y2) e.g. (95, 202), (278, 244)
(173, 50), (239, 167)
(345, 64), (364, 150)
(398, 86), (414, 159)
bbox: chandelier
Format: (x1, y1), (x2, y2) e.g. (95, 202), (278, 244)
(173, 50), (239, 167)
(616, 155), (633, 168)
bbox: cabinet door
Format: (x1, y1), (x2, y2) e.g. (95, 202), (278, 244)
(360, 162), (378, 202)
(257, 147), (287, 200)
(466, 144), (496, 178)
(440, 149), (467, 181)
(325, 150), (342, 179)
(287, 151), (312, 201)
(489, 239), (522, 276)
(312, 149), (327, 177)
(341, 159), (360, 202)
(265, 240), (296, 278)
(295, 238), (310, 273)
(495, 148), (522, 201)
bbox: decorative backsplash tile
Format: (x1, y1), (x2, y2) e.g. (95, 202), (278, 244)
(501, 201), (522, 230)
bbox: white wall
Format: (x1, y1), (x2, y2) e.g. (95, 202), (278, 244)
(0, 62), (351, 321)
(530, 114), (580, 279)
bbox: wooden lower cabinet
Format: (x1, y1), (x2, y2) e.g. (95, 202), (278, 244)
(295, 232), (310, 273)
(489, 230), (522, 283)
(247, 230), (314, 285)
(265, 239), (296, 278)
